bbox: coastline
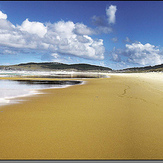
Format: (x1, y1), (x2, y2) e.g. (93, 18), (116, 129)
(0, 78), (85, 107)
(0, 73), (163, 159)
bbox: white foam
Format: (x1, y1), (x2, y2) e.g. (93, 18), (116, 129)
(0, 70), (110, 78)
(0, 70), (77, 77)
(0, 80), (84, 107)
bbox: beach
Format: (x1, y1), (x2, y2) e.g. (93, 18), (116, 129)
(0, 73), (163, 160)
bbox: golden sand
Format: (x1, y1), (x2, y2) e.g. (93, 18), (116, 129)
(0, 74), (163, 160)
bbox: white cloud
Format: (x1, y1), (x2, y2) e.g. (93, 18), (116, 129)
(52, 20), (75, 38)
(0, 19), (15, 29)
(44, 21), (105, 60)
(96, 26), (112, 34)
(106, 5), (117, 24)
(125, 42), (163, 65)
(91, 8), (114, 34)
(110, 42), (163, 66)
(0, 15), (105, 61)
(74, 23), (95, 35)
(50, 53), (65, 62)
(51, 53), (59, 59)
(41, 53), (76, 64)
(0, 11), (7, 19)
(74, 22), (112, 35)
(18, 18), (47, 38)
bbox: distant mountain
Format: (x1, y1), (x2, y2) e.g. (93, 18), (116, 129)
(0, 62), (112, 72)
(119, 63), (163, 72)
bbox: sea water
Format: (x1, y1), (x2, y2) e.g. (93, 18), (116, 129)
(0, 70), (109, 78)
(0, 80), (82, 107)
(0, 70), (73, 77)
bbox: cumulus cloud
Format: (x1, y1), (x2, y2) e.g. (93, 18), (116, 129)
(0, 19), (15, 30)
(75, 20), (112, 35)
(0, 11), (7, 19)
(44, 21), (105, 59)
(125, 42), (163, 65)
(74, 23), (95, 35)
(92, 5), (117, 27)
(0, 11), (105, 61)
(18, 18), (47, 38)
(110, 42), (163, 66)
(106, 5), (117, 24)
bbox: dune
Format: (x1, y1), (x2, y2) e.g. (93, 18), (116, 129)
(0, 73), (163, 160)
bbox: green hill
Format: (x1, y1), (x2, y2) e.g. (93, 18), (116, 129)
(1, 62), (163, 72)
(0, 62), (112, 72)
(119, 64), (163, 72)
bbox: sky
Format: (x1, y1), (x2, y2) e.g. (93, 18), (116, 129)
(0, 1), (163, 70)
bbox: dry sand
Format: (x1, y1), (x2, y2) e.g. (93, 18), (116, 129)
(0, 73), (163, 160)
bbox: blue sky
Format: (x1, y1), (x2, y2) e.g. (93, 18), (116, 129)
(0, 1), (163, 70)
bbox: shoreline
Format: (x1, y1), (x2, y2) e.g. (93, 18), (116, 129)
(0, 71), (162, 108)
(0, 78), (85, 107)
(0, 73), (163, 159)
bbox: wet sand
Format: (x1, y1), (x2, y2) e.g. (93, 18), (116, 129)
(0, 74), (163, 160)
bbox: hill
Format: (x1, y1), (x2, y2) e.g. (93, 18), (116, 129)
(0, 62), (163, 72)
(118, 64), (163, 72)
(0, 62), (112, 72)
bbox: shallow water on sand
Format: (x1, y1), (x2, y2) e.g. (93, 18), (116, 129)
(0, 80), (82, 106)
